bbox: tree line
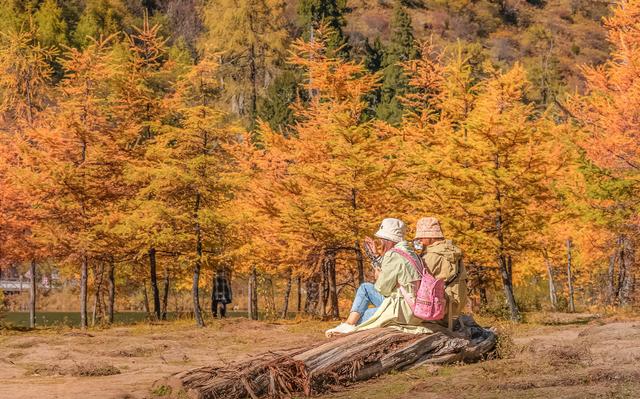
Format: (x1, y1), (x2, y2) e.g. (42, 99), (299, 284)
(0, 0), (639, 328)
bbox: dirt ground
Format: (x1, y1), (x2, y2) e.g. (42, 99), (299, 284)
(1, 313), (640, 399)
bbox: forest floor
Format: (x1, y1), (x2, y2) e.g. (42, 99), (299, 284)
(1, 312), (639, 399)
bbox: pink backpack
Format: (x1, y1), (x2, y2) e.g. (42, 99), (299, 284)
(391, 248), (446, 321)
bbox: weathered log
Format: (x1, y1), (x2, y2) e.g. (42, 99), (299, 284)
(156, 315), (496, 399)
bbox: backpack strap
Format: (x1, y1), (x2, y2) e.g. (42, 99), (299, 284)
(444, 258), (462, 287)
(390, 248), (424, 278)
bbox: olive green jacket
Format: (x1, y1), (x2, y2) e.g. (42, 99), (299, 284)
(355, 241), (436, 334)
(421, 240), (467, 318)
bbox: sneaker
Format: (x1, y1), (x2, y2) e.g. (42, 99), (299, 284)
(325, 322), (356, 338)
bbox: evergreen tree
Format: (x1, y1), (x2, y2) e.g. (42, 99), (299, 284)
(298, 0), (349, 57)
(201, 0), (288, 129)
(257, 69), (304, 135)
(375, 2), (418, 125)
(33, 0), (68, 49)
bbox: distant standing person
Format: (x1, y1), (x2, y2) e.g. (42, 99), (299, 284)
(212, 269), (233, 318)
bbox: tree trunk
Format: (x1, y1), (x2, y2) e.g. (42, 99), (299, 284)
(355, 241), (365, 285)
(149, 247), (161, 320)
(618, 237), (634, 306)
(91, 263), (105, 326)
(107, 260), (115, 324)
(494, 164), (520, 321)
(162, 269), (170, 320)
(543, 252), (558, 310)
(80, 255), (89, 329)
(193, 192), (205, 328)
(297, 276), (302, 313)
(319, 255), (328, 318)
(607, 253), (616, 305)
(304, 274), (319, 315)
(282, 269), (293, 319)
(29, 259), (36, 328)
(326, 251), (339, 319)
(498, 254), (520, 321)
(248, 267), (258, 320)
(142, 281), (151, 317)
(567, 239), (576, 312)
(161, 315), (496, 399)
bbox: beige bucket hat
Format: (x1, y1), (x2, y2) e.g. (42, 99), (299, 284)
(414, 217), (444, 239)
(374, 218), (407, 243)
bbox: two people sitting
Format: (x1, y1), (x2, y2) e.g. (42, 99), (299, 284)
(325, 217), (466, 337)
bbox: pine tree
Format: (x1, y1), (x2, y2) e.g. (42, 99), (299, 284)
(257, 69), (304, 135)
(375, 2), (419, 125)
(33, 0), (68, 49)
(298, 0), (349, 56)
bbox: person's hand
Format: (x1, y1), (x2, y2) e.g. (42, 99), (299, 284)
(364, 236), (379, 256)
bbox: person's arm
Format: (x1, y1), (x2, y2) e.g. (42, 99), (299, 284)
(374, 253), (400, 296)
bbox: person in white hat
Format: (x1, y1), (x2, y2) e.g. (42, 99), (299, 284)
(325, 218), (426, 337)
(413, 217), (467, 324)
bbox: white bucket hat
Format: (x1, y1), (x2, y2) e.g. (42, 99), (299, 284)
(374, 218), (407, 243)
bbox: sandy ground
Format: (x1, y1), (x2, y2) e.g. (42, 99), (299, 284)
(1, 314), (640, 399)
(0, 318), (327, 399)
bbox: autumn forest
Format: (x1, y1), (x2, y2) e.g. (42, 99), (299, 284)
(1, 0), (639, 330)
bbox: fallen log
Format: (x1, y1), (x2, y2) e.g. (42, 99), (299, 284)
(157, 315), (496, 399)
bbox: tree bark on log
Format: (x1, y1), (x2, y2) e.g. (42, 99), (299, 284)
(158, 316), (496, 399)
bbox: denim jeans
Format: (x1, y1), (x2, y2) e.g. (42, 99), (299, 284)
(350, 282), (384, 325)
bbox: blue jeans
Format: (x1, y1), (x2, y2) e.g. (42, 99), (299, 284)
(350, 283), (384, 325)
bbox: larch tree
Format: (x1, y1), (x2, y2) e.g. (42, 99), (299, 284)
(17, 36), (125, 329)
(115, 15), (177, 321)
(0, 23), (56, 128)
(201, 0), (288, 128)
(426, 64), (561, 321)
(138, 55), (242, 327)
(567, 0), (640, 306)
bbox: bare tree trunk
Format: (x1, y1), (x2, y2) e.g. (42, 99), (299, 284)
(282, 269), (293, 319)
(499, 254), (520, 321)
(80, 254), (89, 329)
(304, 274), (319, 315)
(92, 263), (105, 326)
(107, 260), (115, 324)
(567, 239), (576, 313)
(607, 253), (616, 305)
(161, 269), (170, 320)
(543, 251), (558, 310)
(149, 247), (161, 320)
(296, 276), (302, 313)
(326, 251), (339, 319)
(248, 267), (258, 320)
(494, 165), (520, 321)
(29, 259), (36, 328)
(142, 281), (151, 317)
(319, 255), (328, 318)
(618, 237), (635, 306)
(193, 192), (205, 328)
(355, 241), (365, 285)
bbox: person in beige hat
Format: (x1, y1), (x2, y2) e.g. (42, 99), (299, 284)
(413, 217), (467, 325)
(325, 218), (428, 337)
